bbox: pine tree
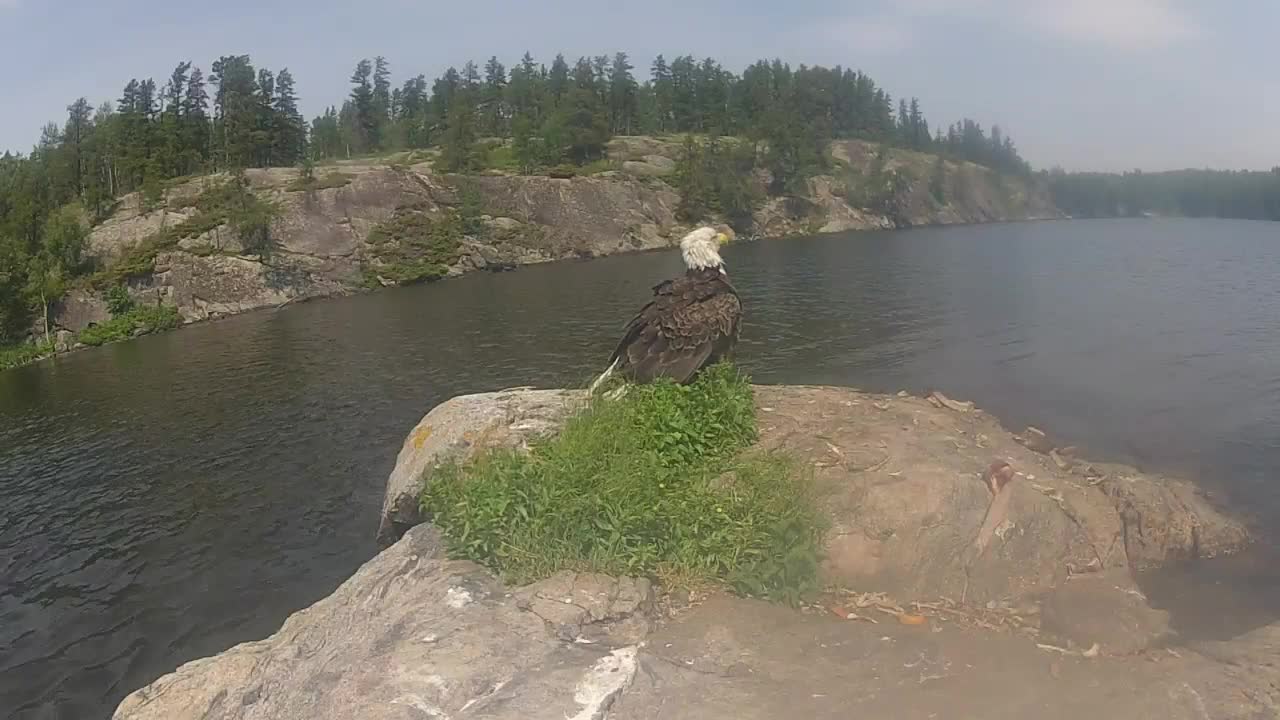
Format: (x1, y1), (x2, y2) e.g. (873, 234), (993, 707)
(695, 57), (727, 133)
(157, 63), (190, 176)
(438, 93), (477, 172)
(397, 74), (430, 149)
(670, 56), (697, 131)
(372, 56), (392, 149)
(507, 52), (539, 129)
(562, 57), (611, 163)
(348, 59), (375, 154)
(255, 68), (276, 166)
(548, 54), (569, 107)
(115, 79), (154, 192)
(211, 55), (259, 170)
(461, 61), (481, 94)
(431, 67), (461, 129)
(309, 106), (342, 160)
(64, 98), (93, 196)
(273, 68), (305, 165)
(633, 81), (657, 134)
(608, 52), (637, 135)
(650, 55), (673, 132)
(182, 67), (210, 174)
(908, 98), (925, 149)
(482, 56), (508, 137)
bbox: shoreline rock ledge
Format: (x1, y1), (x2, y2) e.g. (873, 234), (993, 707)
(116, 385), (1278, 720)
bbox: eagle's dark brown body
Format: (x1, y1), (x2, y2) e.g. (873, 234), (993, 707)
(607, 267), (742, 384)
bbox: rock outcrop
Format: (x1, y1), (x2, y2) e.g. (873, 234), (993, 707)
(56, 137), (1059, 341)
(49, 289), (111, 333)
(747, 386), (1246, 606)
(76, 162), (688, 330)
(113, 527), (1280, 720)
(113, 525), (655, 720)
(377, 388), (584, 545)
(114, 385), (1276, 720)
(753, 141), (1061, 237)
(379, 386), (1247, 612)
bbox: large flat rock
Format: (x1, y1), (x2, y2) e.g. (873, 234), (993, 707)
(114, 531), (1279, 720)
(749, 385), (1248, 606)
(609, 594), (1280, 720)
(380, 385), (1249, 608)
(113, 526), (654, 720)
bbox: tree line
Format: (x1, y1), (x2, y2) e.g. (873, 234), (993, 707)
(313, 52), (1030, 176)
(1, 49), (1032, 349)
(1046, 168), (1280, 221)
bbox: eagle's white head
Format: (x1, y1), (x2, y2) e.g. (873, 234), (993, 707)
(680, 226), (733, 271)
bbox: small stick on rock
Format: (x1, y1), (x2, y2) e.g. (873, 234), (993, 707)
(928, 391), (975, 413)
(1015, 426), (1054, 454)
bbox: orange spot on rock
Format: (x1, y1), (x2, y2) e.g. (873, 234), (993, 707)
(897, 613), (927, 626)
(411, 426), (433, 450)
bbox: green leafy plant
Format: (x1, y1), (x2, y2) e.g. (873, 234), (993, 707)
(105, 285), (135, 316)
(77, 304), (180, 346)
(0, 339), (55, 370)
(420, 363), (826, 604)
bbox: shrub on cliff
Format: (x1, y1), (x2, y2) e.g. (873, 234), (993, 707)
(105, 285), (135, 316)
(362, 204), (469, 286)
(675, 137), (762, 234)
(420, 363), (825, 605)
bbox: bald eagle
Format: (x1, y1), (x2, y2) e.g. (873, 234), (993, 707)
(590, 227), (742, 392)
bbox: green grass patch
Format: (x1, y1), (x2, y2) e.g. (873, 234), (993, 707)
(0, 340), (54, 370)
(286, 172), (354, 193)
(77, 305), (181, 347)
(578, 158), (618, 175)
(479, 143), (519, 173)
(545, 159), (620, 178)
(420, 364), (826, 604)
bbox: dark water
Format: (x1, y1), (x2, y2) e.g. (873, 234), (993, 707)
(3, 218), (1280, 717)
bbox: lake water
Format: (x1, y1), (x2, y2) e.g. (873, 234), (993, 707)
(3, 218), (1279, 718)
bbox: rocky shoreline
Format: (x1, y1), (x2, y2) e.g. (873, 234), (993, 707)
(8, 136), (1059, 369)
(113, 385), (1280, 719)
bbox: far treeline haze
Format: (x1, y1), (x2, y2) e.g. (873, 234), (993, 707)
(3, 50), (1280, 345)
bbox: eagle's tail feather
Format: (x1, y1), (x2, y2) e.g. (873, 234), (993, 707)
(588, 358), (619, 395)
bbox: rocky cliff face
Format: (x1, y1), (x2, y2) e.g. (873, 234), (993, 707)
(752, 141), (1061, 237)
(65, 161), (684, 332)
(59, 137), (1058, 335)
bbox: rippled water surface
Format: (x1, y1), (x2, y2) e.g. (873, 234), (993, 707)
(3, 218), (1280, 717)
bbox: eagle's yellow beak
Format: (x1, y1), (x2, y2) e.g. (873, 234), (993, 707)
(715, 232), (731, 246)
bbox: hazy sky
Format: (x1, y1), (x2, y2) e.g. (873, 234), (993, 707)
(1, 0), (1276, 171)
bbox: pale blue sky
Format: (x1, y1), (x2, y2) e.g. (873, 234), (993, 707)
(1, 0), (1276, 171)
